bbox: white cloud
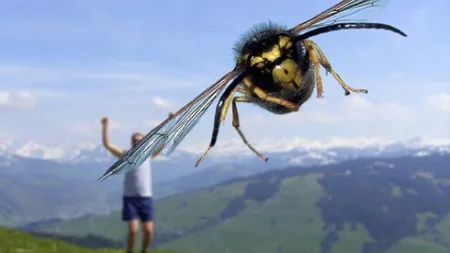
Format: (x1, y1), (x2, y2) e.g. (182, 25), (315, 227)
(14, 141), (66, 160)
(180, 136), (450, 156)
(425, 92), (450, 113)
(151, 96), (177, 110)
(0, 90), (39, 109)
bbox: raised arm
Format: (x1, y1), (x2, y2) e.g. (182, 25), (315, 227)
(101, 117), (125, 158)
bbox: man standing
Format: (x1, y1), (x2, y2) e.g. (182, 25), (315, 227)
(100, 113), (173, 253)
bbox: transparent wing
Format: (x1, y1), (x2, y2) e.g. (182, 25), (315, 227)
(289, 0), (388, 34)
(98, 69), (241, 181)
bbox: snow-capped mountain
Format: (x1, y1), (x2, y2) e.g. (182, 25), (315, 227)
(1, 137), (449, 167)
(1, 136), (448, 185)
(0, 136), (448, 226)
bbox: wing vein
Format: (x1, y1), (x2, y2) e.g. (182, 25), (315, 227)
(98, 69), (242, 181)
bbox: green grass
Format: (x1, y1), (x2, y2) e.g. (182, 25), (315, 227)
(0, 227), (177, 253)
(384, 237), (450, 253)
(436, 214), (450, 245)
(24, 171), (450, 253)
(330, 223), (374, 253)
(416, 212), (438, 232)
(32, 213), (126, 243)
(390, 185), (403, 197)
(157, 173), (328, 253)
(20, 155), (450, 253)
(30, 180), (251, 242)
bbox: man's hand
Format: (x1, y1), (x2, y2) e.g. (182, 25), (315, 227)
(101, 117), (108, 127)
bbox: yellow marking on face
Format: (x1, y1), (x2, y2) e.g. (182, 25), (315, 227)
(278, 36), (293, 50)
(286, 41), (293, 49)
(279, 81), (297, 90)
(271, 58), (298, 84)
(250, 56), (264, 67)
(294, 72), (303, 88)
(261, 44), (281, 62)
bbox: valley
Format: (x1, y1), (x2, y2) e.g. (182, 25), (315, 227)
(18, 154), (450, 253)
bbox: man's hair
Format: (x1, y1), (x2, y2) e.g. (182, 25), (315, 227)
(131, 132), (144, 140)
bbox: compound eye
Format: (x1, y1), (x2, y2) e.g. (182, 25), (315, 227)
(272, 59), (298, 83)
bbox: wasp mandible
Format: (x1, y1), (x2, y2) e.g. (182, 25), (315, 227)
(99, 0), (406, 181)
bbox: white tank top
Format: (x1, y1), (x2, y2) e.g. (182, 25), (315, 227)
(123, 159), (152, 197)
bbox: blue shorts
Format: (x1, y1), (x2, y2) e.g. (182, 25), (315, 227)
(122, 196), (154, 222)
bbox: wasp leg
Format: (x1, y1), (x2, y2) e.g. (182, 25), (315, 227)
(195, 88), (245, 167)
(304, 40), (368, 96)
(195, 71), (249, 167)
(304, 40), (324, 98)
(242, 78), (299, 111)
(220, 87), (248, 124)
(232, 96), (269, 162)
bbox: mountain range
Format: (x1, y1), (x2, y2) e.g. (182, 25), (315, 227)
(19, 153), (450, 253)
(0, 137), (448, 227)
(2, 137), (449, 164)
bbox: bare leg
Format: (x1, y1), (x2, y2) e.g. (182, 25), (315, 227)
(141, 221), (154, 252)
(127, 220), (139, 252)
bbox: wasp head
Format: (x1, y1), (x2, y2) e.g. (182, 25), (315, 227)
(239, 33), (294, 69)
(234, 22), (287, 65)
(240, 34), (299, 85)
(233, 22), (302, 85)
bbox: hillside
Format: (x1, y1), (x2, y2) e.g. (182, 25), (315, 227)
(0, 156), (185, 227)
(0, 151), (238, 226)
(0, 155), (124, 227)
(0, 226), (176, 253)
(21, 154), (450, 253)
(2, 140), (447, 226)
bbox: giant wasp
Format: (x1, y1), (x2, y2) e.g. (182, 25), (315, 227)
(99, 0), (406, 181)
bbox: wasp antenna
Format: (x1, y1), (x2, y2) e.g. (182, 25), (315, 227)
(294, 22), (407, 41)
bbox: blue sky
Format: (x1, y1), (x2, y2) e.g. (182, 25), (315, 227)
(0, 0), (449, 152)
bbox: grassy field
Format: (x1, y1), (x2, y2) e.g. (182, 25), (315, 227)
(20, 155), (450, 253)
(0, 226), (178, 253)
